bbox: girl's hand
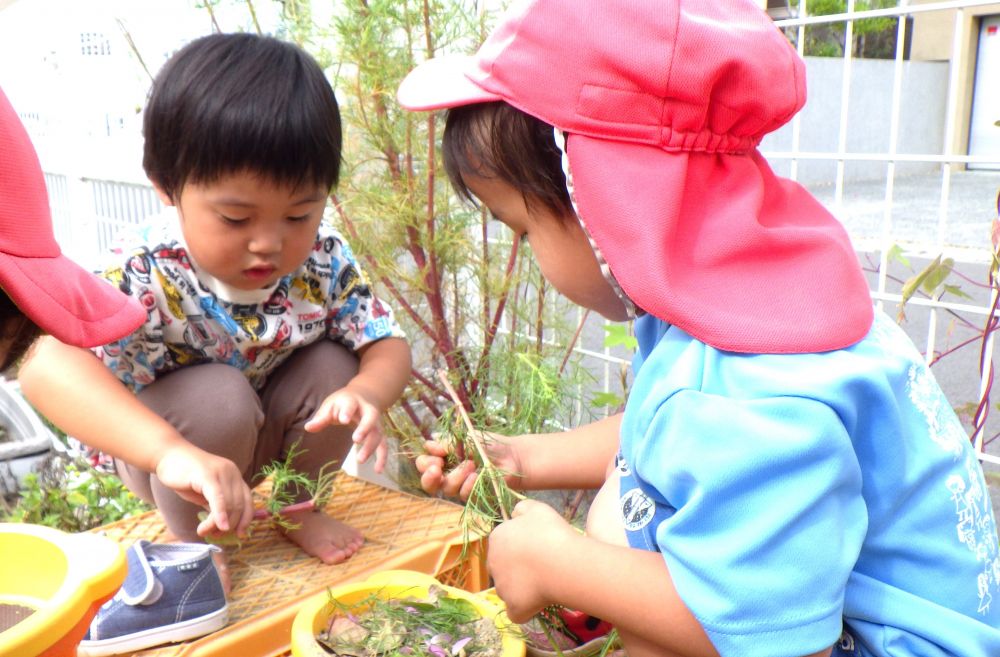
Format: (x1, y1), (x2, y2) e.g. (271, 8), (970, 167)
(305, 388), (388, 473)
(414, 434), (523, 499)
(155, 445), (254, 538)
(488, 499), (577, 623)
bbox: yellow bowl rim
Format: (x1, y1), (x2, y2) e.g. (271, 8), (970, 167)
(0, 523), (126, 655)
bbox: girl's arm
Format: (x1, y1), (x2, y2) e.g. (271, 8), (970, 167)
(21, 336), (180, 471)
(493, 501), (834, 657)
(417, 413), (622, 498)
(490, 505), (718, 656)
(511, 413), (621, 490)
(18, 336), (254, 536)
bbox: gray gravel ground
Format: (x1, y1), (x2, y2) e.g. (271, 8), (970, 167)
(807, 169), (1000, 251)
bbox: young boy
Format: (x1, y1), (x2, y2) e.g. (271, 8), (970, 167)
(0, 85), (145, 371)
(19, 33), (411, 576)
(399, 1), (1000, 656)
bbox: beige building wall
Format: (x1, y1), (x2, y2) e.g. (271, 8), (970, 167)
(911, 1), (1000, 61)
(910, 1), (1000, 163)
(911, 5), (960, 61)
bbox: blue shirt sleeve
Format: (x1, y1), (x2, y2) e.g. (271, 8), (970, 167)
(625, 389), (867, 656)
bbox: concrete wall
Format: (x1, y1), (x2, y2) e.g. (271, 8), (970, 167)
(760, 56), (949, 184)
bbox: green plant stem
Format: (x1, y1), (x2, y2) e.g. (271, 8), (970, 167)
(559, 310), (589, 375)
(410, 367), (448, 401)
(332, 197), (437, 339)
(202, 0), (221, 32)
(472, 236), (522, 398)
(437, 370), (510, 521)
(115, 19), (152, 82)
(598, 629), (621, 656)
(244, 0), (262, 34)
(538, 620), (567, 657)
(400, 398), (432, 440)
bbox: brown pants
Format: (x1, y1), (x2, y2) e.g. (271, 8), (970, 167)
(116, 340), (359, 542)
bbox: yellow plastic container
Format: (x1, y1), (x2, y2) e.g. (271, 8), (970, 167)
(0, 523), (126, 657)
(290, 570), (525, 657)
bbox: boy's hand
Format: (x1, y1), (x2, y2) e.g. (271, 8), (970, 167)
(414, 434), (522, 499)
(155, 446), (254, 538)
(488, 499), (577, 623)
(305, 388), (388, 473)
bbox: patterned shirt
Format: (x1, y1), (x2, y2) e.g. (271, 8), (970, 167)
(93, 211), (404, 392)
(619, 310), (1000, 657)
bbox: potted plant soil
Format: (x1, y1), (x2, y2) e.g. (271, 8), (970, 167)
(290, 570), (525, 657)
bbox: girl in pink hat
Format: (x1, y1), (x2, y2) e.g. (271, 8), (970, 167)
(400, 1), (1000, 656)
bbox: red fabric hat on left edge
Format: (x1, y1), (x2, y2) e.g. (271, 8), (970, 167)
(0, 86), (145, 347)
(399, 0), (874, 354)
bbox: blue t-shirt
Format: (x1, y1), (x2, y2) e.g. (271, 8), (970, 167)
(618, 310), (1000, 657)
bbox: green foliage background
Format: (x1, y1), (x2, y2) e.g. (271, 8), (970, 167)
(281, 0), (603, 449)
(783, 0), (901, 59)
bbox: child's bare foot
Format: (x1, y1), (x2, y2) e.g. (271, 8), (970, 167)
(280, 512), (364, 564)
(211, 550), (233, 595)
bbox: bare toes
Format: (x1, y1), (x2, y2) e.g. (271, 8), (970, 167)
(280, 512), (364, 564)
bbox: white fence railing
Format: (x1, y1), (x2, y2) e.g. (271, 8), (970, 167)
(43, 173), (164, 271)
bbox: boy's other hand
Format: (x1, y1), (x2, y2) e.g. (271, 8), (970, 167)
(488, 499), (576, 623)
(155, 446), (254, 539)
(415, 434), (523, 500)
(304, 388), (388, 473)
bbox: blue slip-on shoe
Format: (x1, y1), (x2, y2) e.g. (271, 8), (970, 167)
(77, 540), (229, 656)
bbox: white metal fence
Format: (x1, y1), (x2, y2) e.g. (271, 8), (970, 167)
(43, 173), (164, 271)
(763, 0), (1000, 466)
(40, 0), (1000, 465)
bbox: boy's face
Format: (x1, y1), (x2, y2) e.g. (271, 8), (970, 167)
(463, 172), (630, 322)
(160, 172), (327, 291)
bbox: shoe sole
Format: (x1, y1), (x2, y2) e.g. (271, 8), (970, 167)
(76, 605), (229, 657)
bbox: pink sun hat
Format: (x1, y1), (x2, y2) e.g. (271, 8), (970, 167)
(398, 0), (874, 354)
(0, 86), (145, 347)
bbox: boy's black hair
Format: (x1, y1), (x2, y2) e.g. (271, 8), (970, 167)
(143, 33), (342, 200)
(442, 102), (573, 219)
(0, 291), (42, 373)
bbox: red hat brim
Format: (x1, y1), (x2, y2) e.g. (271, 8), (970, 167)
(566, 133), (873, 353)
(0, 84), (145, 348)
(0, 252), (145, 348)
